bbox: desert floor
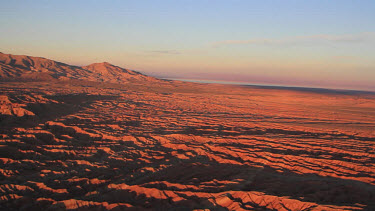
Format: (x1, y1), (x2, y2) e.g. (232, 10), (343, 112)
(1, 80), (375, 210)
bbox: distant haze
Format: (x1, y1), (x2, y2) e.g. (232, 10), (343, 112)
(1, 1), (375, 91)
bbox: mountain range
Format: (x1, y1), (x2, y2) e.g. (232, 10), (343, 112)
(0, 52), (156, 83)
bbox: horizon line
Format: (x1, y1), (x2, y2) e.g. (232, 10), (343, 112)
(164, 78), (375, 94)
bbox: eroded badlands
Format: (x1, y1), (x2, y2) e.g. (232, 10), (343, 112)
(1, 80), (375, 210)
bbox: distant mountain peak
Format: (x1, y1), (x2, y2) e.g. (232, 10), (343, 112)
(83, 62), (117, 70)
(82, 62), (130, 75)
(87, 62), (113, 66)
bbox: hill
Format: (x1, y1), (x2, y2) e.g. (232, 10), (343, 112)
(0, 52), (156, 83)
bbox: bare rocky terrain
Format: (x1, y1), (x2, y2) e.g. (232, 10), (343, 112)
(0, 53), (375, 210)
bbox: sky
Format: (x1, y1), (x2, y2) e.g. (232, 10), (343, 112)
(1, 0), (375, 91)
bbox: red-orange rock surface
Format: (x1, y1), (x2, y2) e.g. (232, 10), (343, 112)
(0, 53), (375, 210)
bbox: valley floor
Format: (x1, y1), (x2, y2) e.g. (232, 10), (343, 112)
(1, 80), (375, 210)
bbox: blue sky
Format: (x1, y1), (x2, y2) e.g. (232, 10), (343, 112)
(1, 0), (375, 90)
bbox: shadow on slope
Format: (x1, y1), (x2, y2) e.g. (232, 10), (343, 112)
(126, 159), (375, 209)
(0, 94), (118, 131)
